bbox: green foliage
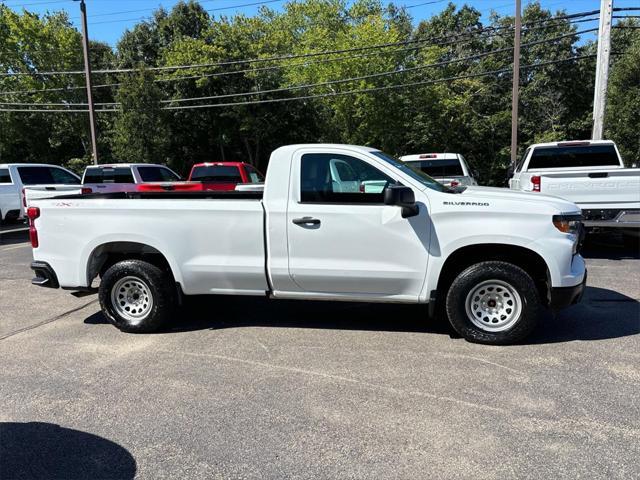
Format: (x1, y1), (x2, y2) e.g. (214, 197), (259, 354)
(606, 25), (640, 166)
(62, 156), (93, 175)
(1, 1), (638, 183)
(111, 68), (169, 165)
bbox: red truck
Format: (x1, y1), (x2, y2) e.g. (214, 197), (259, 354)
(189, 162), (264, 190)
(139, 162), (264, 192)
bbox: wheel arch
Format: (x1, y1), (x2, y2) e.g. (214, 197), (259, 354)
(86, 241), (180, 288)
(435, 243), (552, 306)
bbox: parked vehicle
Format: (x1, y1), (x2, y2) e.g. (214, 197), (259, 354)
(508, 140), (640, 243)
(0, 163), (81, 222)
(82, 164), (181, 194)
(399, 153), (478, 188)
(188, 162), (264, 191)
(29, 144), (586, 345)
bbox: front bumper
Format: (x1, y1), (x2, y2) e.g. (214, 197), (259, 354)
(31, 261), (59, 289)
(549, 269), (587, 311)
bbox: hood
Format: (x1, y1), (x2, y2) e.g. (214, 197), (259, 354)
(460, 185), (580, 213)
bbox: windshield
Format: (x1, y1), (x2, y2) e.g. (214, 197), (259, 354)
(191, 165), (242, 182)
(371, 152), (447, 192)
(406, 159), (464, 177)
(528, 145), (620, 169)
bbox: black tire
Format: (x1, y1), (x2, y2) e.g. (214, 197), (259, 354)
(445, 261), (540, 345)
(99, 259), (175, 333)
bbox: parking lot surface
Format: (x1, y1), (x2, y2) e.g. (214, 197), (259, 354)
(1, 230), (639, 479)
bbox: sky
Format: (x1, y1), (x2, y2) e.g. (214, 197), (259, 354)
(2, 0), (638, 46)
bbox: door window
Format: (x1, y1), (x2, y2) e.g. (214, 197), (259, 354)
(0, 168), (11, 183)
(50, 167), (81, 184)
(300, 153), (394, 203)
(245, 165), (265, 183)
(138, 166), (180, 182)
(17, 166), (80, 185)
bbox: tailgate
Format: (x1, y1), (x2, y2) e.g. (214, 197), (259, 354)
(25, 185), (84, 209)
(538, 169), (640, 206)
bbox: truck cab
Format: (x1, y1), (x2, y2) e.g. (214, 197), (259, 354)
(82, 164), (181, 193)
(399, 153), (478, 188)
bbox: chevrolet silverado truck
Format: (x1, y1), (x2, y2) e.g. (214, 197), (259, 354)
(0, 163), (82, 223)
(400, 153), (478, 188)
(508, 140), (640, 244)
(28, 144), (586, 345)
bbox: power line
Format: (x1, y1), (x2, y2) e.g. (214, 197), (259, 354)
(162, 54), (600, 110)
(0, 53), (598, 112)
(2, 0), (71, 7)
(159, 29), (597, 104)
(0, 26), (597, 106)
(88, 0), (285, 26)
(0, 10), (602, 78)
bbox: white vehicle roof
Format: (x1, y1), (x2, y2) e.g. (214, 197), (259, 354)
(0, 163), (73, 168)
(527, 140), (616, 149)
(272, 144), (380, 156)
(400, 153), (460, 162)
(85, 163), (169, 168)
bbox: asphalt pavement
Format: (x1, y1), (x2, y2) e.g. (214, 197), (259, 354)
(1, 230), (639, 479)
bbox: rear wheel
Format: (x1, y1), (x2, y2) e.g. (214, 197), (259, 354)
(445, 261), (540, 345)
(99, 259), (175, 333)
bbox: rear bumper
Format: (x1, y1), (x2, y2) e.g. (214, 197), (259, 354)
(582, 209), (640, 228)
(31, 261), (59, 289)
(549, 270), (587, 311)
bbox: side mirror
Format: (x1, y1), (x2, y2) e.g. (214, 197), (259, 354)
(384, 185), (419, 218)
(506, 165), (515, 179)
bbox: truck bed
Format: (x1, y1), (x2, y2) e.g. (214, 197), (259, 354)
(31, 192), (268, 294)
(51, 190), (264, 201)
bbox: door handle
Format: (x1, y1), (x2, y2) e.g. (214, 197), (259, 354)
(292, 216), (321, 226)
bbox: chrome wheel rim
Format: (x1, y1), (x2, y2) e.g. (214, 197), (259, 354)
(465, 279), (522, 332)
(110, 276), (153, 324)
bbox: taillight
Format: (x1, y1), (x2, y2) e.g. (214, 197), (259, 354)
(81, 187), (92, 194)
(22, 187), (27, 207)
(450, 180), (460, 187)
(359, 183), (365, 193)
(531, 175), (541, 192)
(27, 206), (40, 248)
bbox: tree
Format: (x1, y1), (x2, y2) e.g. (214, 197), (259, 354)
(606, 23), (640, 165)
(111, 68), (169, 164)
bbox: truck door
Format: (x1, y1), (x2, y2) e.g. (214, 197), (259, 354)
(286, 151), (430, 299)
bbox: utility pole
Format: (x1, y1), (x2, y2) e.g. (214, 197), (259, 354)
(510, 0), (522, 166)
(75, 0), (99, 164)
(592, 0), (613, 140)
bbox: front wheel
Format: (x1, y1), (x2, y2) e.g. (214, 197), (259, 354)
(445, 261), (540, 345)
(99, 259), (175, 333)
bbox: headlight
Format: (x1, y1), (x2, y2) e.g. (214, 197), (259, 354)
(552, 214), (583, 235)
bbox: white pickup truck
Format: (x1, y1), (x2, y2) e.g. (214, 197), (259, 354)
(508, 140), (640, 242)
(0, 163), (82, 223)
(28, 144), (587, 345)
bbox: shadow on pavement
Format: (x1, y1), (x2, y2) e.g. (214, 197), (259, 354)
(526, 286), (640, 344)
(0, 422), (136, 480)
(86, 286), (638, 344)
(581, 232), (640, 260)
(86, 297), (454, 336)
(0, 229), (29, 247)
